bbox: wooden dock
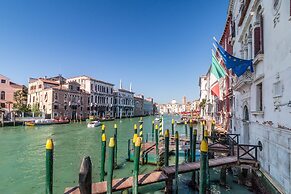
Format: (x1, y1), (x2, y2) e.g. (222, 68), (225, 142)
(64, 171), (168, 194)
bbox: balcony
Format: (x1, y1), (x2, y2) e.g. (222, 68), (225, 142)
(232, 70), (253, 92)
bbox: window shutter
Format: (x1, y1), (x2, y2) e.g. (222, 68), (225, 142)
(254, 26), (261, 56)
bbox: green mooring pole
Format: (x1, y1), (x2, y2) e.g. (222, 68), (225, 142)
(114, 124), (118, 167)
(46, 139), (54, 194)
(184, 121), (188, 138)
(100, 133), (106, 181)
(164, 129), (170, 167)
(171, 119), (175, 136)
(132, 137), (141, 194)
(199, 139), (208, 194)
(134, 124), (137, 135)
(175, 131), (179, 193)
(155, 124), (159, 166)
(189, 120), (194, 162)
(152, 120), (155, 141)
(107, 137), (115, 194)
(102, 124), (105, 134)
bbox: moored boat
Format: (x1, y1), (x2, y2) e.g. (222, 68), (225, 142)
(87, 120), (102, 128)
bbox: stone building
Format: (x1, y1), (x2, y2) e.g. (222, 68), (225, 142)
(27, 77), (90, 120)
(66, 76), (114, 118)
(0, 74), (24, 112)
(134, 94), (144, 117)
(143, 97), (154, 116)
(113, 88), (134, 118)
(224, 0), (291, 192)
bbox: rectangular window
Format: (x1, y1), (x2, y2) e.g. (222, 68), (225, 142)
(54, 105), (58, 110)
(1, 103), (5, 108)
(1, 79), (6, 83)
(256, 83), (263, 111)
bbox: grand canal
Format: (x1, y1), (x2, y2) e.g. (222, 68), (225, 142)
(0, 115), (253, 194)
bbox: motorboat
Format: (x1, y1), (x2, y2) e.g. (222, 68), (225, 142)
(87, 120), (102, 128)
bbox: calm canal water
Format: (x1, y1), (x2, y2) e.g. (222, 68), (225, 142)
(0, 115), (253, 194)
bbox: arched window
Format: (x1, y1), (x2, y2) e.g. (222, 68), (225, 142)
(254, 6), (264, 56)
(0, 91), (5, 100)
(248, 25), (253, 59)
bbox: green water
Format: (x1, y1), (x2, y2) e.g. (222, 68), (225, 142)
(0, 115), (253, 194)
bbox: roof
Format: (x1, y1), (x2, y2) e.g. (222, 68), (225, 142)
(67, 75), (114, 86)
(114, 88), (134, 94)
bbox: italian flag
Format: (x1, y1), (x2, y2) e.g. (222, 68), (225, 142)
(210, 54), (226, 97)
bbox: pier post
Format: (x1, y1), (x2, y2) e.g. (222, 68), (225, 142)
(191, 129), (197, 186)
(171, 119), (175, 136)
(139, 124), (143, 143)
(220, 166), (227, 186)
(164, 129), (170, 167)
(155, 124), (159, 167)
(100, 134), (106, 181)
(211, 120), (215, 136)
(79, 156), (92, 194)
(199, 139), (208, 194)
(189, 120), (194, 162)
(202, 120), (205, 139)
(107, 137), (115, 194)
(102, 124), (105, 134)
(134, 124), (137, 135)
(175, 131), (179, 193)
(127, 139), (131, 161)
(46, 139), (54, 194)
(159, 121), (163, 138)
(132, 137), (141, 194)
(114, 124), (118, 168)
(204, 130), (210, 190)
(152, 120), (155, 141)
(132, 134), (138, 151)
(184, 121), (188, 138)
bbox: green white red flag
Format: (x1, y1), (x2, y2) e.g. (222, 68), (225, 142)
(210, 53), (227, 97)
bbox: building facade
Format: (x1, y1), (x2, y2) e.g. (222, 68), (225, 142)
(66, 76), (114, 118)
(27, 77), (90, 119)
(143, 97), (154, 116)
(113, 88), (134, 118)
(225, 0), (291, 192)
(134, 94), (144, 117)
(0, 74), (24, 112)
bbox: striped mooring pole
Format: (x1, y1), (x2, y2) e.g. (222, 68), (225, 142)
(199, 139), (208, 194)
(175, 131), (179, 193)
(132, 137), (141, 194)
(155, 124), (159, 166)
(159, 120), (163, 137)
(164, 129), (170, 167)
(46, 139), (54, 194)
(114, 124), (118, 167)
(139, 124), (143, 143)
(100, 133), (106, 181)
(107, 137), (115, 194)
(171, 118), (175, 136)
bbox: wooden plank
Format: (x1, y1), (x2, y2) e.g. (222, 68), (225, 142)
(64, 171), (168, 194)
(162, 156), (237, 176)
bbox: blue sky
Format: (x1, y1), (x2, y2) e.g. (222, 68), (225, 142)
(0, 0), (228, 103)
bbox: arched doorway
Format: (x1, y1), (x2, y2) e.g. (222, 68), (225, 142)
(243, 105), (250, 144)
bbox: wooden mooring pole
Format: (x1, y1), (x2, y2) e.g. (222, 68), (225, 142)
(164, 129), (170, 167)
(107, 137), (115, 194)
(102, 124), (105, 134)
(79, 156), (92, 194)
(134, 124), (137, 135)
(100, 134), (106, 181)
(191, 129), (197, 187)
(152, 120), (155, 141)
(155, 124), (159, 167)
(132, 137), (141, 194)
(199, 139), (208, 194)
(189, 120), (194, 162)
(171, 119), (175, 136)
(46, 139), (54, 194)
(184, 121), (188, 138)
(175, 131), (179, 194)
(114, 124), (118, 168)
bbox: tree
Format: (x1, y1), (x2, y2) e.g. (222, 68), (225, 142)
(199, 99), (206, 109)
(13, 87), (30, 112)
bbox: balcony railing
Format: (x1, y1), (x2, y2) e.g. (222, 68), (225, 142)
(232, 70), (253, 91)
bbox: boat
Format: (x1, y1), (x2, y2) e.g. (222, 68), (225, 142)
(176, 120), (185, 125)
(87, 120), (102, 128)
(25, 119), (70, 126)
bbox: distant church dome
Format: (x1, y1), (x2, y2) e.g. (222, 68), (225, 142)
(171, 99), (177, 104)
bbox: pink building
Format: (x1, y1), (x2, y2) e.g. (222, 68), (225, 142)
(0, 74), (23, 112)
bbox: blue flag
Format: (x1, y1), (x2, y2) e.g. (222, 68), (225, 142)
(214, 41), (254, 77)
